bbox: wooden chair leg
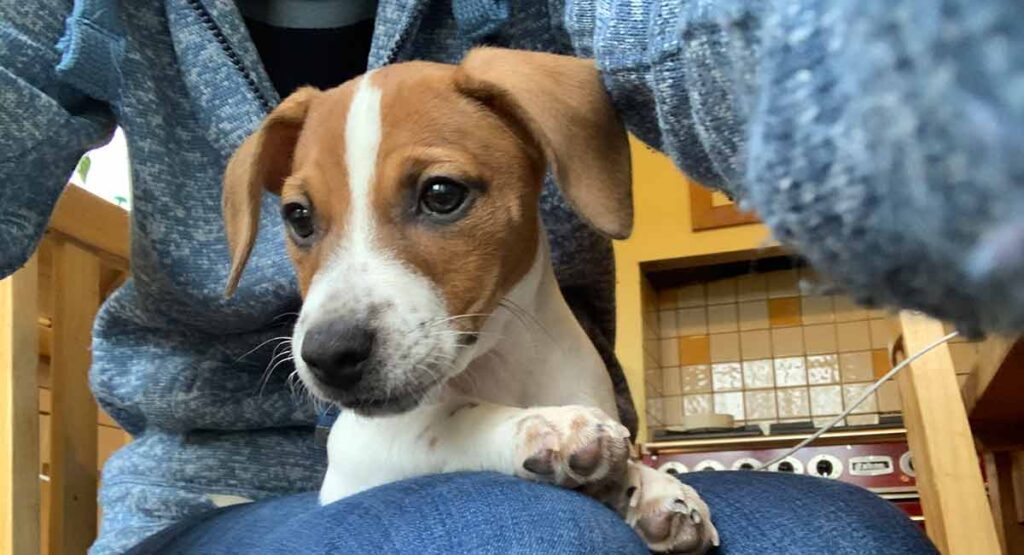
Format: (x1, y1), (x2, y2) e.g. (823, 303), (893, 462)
(898, 312), (1000, 554)
(985, 450), (1024, 555)
(1, 257), (41, 555)
(48, 241), (100, 554)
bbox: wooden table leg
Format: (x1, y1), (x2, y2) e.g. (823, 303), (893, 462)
(1, 257), (41, 555)
(48, 241), (100, 555)
(897, 312), (1000, 554)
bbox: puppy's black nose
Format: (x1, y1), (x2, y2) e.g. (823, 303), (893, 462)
(300, 320), (375, 391)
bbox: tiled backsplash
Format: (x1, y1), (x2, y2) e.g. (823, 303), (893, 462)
(641, 267), (980, 435)
(641, 278), (663, 427)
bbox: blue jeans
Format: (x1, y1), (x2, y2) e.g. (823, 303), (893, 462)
(128, 471), (936, 554)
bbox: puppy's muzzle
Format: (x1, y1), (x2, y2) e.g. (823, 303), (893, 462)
(301, 319), (375, 391)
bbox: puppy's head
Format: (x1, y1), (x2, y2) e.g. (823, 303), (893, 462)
(223, 48), (631, 414)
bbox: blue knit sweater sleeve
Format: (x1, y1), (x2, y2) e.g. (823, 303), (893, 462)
(0, 1), (117, 278)
(565, 0), (1024, 333)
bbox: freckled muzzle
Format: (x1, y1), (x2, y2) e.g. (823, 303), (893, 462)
(296, 320), (452, 414)
(292, 288), (464, 416)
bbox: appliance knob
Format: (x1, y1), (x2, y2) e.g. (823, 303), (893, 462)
(731, 457), (762, 471)
(771, 457), (804, 474)
(816, 459), (833, 476)
(899, 451), (916, 477)
(659, 461), (689, 475)
(694, 460), (726, 472)
(807, 454), (843, 478)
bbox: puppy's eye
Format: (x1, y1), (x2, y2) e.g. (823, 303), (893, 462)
(419, 179), (469, 216)
(282, 201), (315, 241)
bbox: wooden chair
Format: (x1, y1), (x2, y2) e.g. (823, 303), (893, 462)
(897, 313), (1023, 554)
(2, 185), (129, 555)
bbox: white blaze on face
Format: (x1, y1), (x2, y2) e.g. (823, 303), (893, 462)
(344, 72), (383, 254)
(292, 74), (459, 402)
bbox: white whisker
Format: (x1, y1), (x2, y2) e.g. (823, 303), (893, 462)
(273, 312), (300, 322)
(258, 354), (294, 398)
(236, 336), (292, 363)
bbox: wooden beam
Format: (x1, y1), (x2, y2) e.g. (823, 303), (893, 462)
(897, 312), (999, 554)
(1, 257), (41, 555)
(48, 240), (100, 554)
(48, 185), (130, 269)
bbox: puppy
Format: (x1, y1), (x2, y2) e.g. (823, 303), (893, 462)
(223, 48), (718, 554)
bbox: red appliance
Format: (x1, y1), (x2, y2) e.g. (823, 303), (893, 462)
(643, 440), (925, 529)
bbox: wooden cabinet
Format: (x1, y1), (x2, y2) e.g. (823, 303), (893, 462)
(688, 182), (759, 231)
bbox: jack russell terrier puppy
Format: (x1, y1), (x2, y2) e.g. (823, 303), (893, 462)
(222, 47), (718, 554)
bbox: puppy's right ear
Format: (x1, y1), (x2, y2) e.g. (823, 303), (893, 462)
(222, 87), (319, 297)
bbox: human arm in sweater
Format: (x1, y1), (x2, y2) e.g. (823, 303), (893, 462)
(564, 0), (1024, 334)
(0, 0), (117, 277)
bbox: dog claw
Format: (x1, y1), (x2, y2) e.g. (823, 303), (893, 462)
(674, 498), (690, 514)
(689, 507), (702, 525)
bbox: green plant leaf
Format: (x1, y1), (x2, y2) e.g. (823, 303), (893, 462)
(76, 155), (92, 182)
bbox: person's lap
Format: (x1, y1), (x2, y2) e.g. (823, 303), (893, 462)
(129, 471), (935, 554)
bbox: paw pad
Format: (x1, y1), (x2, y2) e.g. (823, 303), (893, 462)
(568, 434), (605, 477)
(522, 450), (556, 476)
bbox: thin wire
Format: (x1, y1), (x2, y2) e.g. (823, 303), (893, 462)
(758, 330), (960, 470)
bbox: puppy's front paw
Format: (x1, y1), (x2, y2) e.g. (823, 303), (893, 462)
(623, 462), (719, 554)
(513, 406), (631, 488)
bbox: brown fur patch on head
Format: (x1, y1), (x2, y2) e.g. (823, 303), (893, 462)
(370, 63), (544, 330)
(267, 64), (544, 332)
(223, 50), (631, 339)
(277, 81), (360, 296)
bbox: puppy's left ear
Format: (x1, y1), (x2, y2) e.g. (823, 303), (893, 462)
(222, 87), (320, 296)
(455, 48), (632, 239)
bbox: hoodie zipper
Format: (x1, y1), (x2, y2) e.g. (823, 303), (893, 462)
(185, 0), (273, 113)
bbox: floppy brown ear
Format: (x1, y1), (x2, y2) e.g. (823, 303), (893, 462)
(454, 48), (633, 239)
(222, 87), (320, 296)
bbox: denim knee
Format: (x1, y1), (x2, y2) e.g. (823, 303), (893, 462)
(313, 472), (647, 554)
(131, 472), (647, 555)
(680, 471), (936, 554)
